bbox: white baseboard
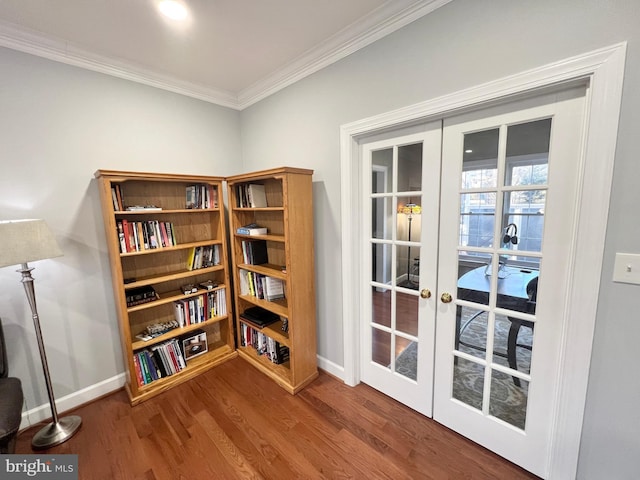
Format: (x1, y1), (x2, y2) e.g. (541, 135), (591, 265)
(317, 354), (345, 382)
(20, 373), (126, 431)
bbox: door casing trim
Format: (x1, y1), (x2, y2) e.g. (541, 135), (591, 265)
(339, 42), (626, 479)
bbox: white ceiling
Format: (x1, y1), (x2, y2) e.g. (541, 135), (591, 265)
(0, 0), (450, 109)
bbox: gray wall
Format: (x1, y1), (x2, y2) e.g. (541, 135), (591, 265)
(239, 1), (640, 478)
(1, 0), (638, 477)
(0, 47), (241, 411)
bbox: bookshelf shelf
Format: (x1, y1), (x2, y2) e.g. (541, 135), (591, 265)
(237, 294), (288, 317)
(95, 169), (237, 405)
(133, 343), (234, 398)
(123, 265), (224, 289)
(234, 233), (285, 242)
(131, 314), (228, 350)
(116, 208), (220, 215)
(228, 167), (318, 394)
(236, 346), (292, 385)
(232, 207), (285, 212)
(237, 263), (287, 279)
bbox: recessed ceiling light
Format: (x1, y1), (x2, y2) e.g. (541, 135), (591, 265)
(158, 0), (188, 21)
(465, 149), (473, 153)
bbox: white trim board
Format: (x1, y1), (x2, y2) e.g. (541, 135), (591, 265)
(340, 43), (626, 480)
(20, 373), (126, 432)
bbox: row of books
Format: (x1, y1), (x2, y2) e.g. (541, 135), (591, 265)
(241, 240), (268, 265)
(238, 269), (284, 301)
(186, 245), (220, 270)
(236, 183), (267, 208)
(133, 338), (186, 386)
(240, 323), (290, 365)
(117, 220), (176, 253)
(186, 184), (219, 209)
(174, 288), (227, 327)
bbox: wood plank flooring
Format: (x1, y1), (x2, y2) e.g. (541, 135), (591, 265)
(16, 358), (538, 479)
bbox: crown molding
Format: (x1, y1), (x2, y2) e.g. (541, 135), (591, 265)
(237, 0), (452, 109)
(0, 19), (239, 109)
(0, 0), (452, 110)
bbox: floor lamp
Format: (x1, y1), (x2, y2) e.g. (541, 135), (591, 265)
(0, 219), (82, 449)
(398, 202), (421, 287)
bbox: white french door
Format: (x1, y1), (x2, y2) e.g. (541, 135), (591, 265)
(360, 87), (586, 477)
(361, 122), (442, 416)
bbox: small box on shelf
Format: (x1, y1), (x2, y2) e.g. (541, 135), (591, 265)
(179, 329), (208, 361)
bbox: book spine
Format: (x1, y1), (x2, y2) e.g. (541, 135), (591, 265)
(132, 353), (144, 386)
(139, 351), (153, 384)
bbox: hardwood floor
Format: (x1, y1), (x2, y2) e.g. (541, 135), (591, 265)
(371, 289), (417, 365)
(16, 358), (538, 479)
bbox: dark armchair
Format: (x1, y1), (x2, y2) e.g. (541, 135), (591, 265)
(0, 318), (24, 454)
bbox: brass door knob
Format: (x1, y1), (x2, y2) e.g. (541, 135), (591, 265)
(420, 289), (431, 299)
(440, 292), (453, 303)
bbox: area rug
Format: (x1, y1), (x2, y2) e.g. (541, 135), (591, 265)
(394, 311), (532, 429)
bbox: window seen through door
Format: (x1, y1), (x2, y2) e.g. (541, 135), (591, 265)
(459, 119), (552, 267)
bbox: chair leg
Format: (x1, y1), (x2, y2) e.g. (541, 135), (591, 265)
(454, 310), (461, 365)
(507, 318), (522, 387)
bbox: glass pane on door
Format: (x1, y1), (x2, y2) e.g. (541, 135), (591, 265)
(396, 291), (418, 336)
(460, 192), (496, 249)
(372, 148), (393, 194)
(371, 326), (391, 368)
(371, 243), (391, 284)
(395, 336), (416, 380)
(372, 197), (393, 240)
(398, 143), (423, 192)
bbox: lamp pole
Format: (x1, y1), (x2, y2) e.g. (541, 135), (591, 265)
(19, 263), (82, 449)
(400, 202), (420, 287)
(407, 213), (413, 285)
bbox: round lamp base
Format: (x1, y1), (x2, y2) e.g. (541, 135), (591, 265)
(31, 415), (82, 450)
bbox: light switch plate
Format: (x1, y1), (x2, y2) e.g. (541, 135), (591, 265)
(612, 253), (640, 285)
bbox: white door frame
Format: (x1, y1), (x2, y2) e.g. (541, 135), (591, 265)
(340, 43), (626, 479)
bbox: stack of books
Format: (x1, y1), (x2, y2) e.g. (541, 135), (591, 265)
(236, 223), (267, 235)
(239, 306), (280, 329)
(126, 286), (158, 307)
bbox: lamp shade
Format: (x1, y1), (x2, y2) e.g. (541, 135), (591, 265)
(398, 203), (421, 215)
(0, 219), (63, 268)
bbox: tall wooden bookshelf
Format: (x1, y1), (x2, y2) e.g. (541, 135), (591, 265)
(95, 170), (237, 405)
(227, 167), (318, 394)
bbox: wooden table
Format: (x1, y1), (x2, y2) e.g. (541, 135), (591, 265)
(456, 265), (538, 385)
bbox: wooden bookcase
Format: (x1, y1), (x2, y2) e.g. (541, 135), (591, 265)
(226, 167), (318, 394)
(95, 170), (237, 405)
